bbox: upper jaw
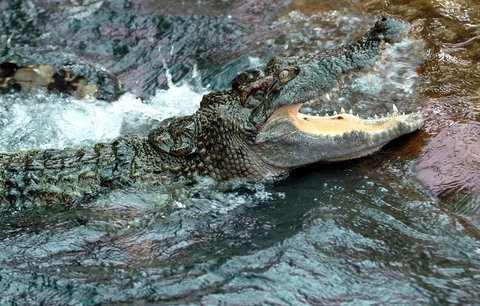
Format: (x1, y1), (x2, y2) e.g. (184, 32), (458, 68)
(246, 17), (411, 130)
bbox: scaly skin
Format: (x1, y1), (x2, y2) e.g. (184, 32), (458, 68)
(0, 16), (423, 209)
(0, 136), (183, 208)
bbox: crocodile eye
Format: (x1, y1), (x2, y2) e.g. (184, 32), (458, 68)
(279, 70), (290, 80)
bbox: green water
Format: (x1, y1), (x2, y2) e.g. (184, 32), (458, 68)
(0, 0), (479, 304)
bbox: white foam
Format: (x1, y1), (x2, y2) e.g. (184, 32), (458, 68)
(0, 74), (209, 153)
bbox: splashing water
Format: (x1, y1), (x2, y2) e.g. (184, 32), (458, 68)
(0, 69), (209, 153)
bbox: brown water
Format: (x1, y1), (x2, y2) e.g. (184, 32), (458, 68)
(0, 0), (479, 304)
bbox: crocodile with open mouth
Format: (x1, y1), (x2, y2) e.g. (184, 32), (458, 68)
(0, 16), (423, 209)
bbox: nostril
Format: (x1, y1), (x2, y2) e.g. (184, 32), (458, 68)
(381, 16), (387, 21)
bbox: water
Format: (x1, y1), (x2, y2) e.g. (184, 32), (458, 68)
(1, 0), (479, 304)
(0, 69), (208, 152)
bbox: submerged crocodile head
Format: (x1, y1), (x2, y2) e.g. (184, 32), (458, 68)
(149, 16), (424, 181)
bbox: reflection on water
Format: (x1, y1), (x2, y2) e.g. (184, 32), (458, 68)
(415, 122), (480, 196)
(0, 0), (479, 304)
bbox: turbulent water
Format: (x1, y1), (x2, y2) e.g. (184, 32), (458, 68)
(0, 69), (208, 152)
(0, 0), (479, 305)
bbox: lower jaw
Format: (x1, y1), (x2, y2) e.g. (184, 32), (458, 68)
(322, 144), (386, 162)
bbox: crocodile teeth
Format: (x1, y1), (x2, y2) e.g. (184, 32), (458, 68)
(334, 110), (338, 115)
(349, 109), (353, 115)
(341, 107), (346, 113)
(325, 112), (330, 117)
(325, 93), (331, 101)
(392, 104), (399, 113)
(374, 114), (378, 119)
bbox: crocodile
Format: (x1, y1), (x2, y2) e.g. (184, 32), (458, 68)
(0, 16), (424, 209)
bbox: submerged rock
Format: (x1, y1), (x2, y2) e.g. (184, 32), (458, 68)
(0, 61), (115, 100)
